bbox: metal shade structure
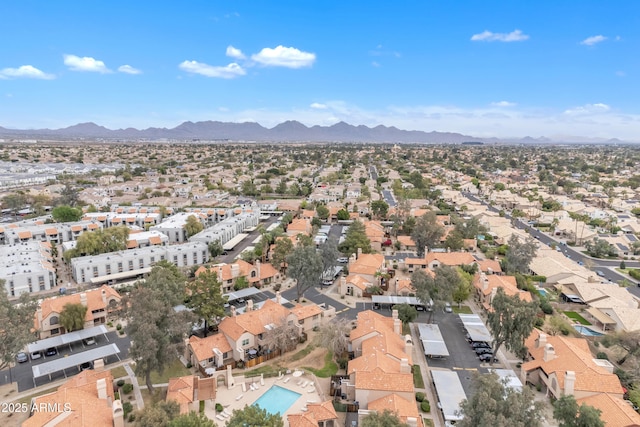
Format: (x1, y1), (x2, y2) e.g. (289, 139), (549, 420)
(459, 314), (492, 343)
(431, 370), (466, 421)
(32, 343), (121, 385)
(27, 325), (110, 354)
(417, 323), (449, 358)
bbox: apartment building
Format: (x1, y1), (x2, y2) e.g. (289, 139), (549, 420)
(0, 241), (56, 297)
(70, 241), (209, 285)
(35, 285), (122, 339)
(189, 211), (260, 246)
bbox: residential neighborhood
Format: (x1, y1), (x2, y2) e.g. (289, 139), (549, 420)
(2, 142), (640, 426)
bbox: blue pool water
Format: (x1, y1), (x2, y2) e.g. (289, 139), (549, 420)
(253, 385), (301, 416)
(574, 325), (604, 337)
(538, 289), (548, 297)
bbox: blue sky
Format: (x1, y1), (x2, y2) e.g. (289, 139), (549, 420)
(1, 1), (640, 140)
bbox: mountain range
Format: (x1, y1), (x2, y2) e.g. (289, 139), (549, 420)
(0, 120), (629, 144)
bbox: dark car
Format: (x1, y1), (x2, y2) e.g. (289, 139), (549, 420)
(45, 347), (57, 357)
(471, 342), (491, 349)
(479, 353), (499, 363)
(16, 352), (28, 363)
(475, 347), (493, 355)
(80, 361), (94, 371)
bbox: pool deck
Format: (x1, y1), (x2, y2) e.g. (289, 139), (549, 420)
(204, 371), (325, 426)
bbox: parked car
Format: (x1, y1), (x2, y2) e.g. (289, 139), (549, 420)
(475, 347), (493, 355)
(595, 270), (605, 277)
(337, 257), (349, 263)
(479, 353), (499, 363)
(83, 337), (96, 346)
(31, 351), (42, 361)
(321, 279), (333, 286)
(45, 347), (57, 357)
(471, 342), (491, 349)
(80, 361), (94, 371)
(444, 302), (452, 313)
(16, 352), (28, 363)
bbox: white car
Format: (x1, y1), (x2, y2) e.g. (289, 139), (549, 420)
(337, 257), (349, 263)
(444, 302), (453, 313)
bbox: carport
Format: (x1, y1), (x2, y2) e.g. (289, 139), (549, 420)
(417, 323), (449, 358)
(459, 314), (492, 343)
(31, 343), (121, 386)
(431, 370), (466, 422)
(27, 325), (110, 355)
(371, 295), (424, 310)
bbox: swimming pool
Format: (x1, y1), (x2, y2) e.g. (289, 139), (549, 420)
(573, 325), (604, 337)
(253, 385), (301, 416)
(538, 289), (548, 297)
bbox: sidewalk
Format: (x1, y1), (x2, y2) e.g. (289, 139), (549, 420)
(124, 362), (144, 410)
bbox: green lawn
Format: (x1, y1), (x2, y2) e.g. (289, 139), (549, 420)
(110, 365), (127, 379)
(136, 359), (191, 385)
(452, 305), (473, 314)
(245, 364), (284, 378)
(304, 351), (338, 378)
(413, 365), (425, 388)
(423, 419), (434, 427)
(289, 344), (316, 362)
(563, 311), (591, 325)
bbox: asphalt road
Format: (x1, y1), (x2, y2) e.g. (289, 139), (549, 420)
(369, 165), (378, 181)
(2, 330), (131, 392)
(462, 192), (640, 298)
(382, 189), (397, 207)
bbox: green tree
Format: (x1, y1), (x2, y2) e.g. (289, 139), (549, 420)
(452, 276), (473, 307)
(412, 266), (460, 322)
(361, 409), (410, 427)
(0, 284), (37, 370)
(585, 238), (615, 258)
(57, 184), (80, 207)
(336, 208), (350, 220)
(553, 395), (604, 427)
(444, 230), (465, 251)
(52, 205), (83, 222)
(393, 303), (418, 325)
(186, 269), (227, 337)
(233, 276), (249, 291)
(338, 220), (372, 256)
(169, 411), (215, 427)
(371, 200), (389, 219)
(128, 263), (193, 392)
(487, 288), (539, 365)
(134, 400), (181, 427)
(316, 204), (330, 220)
(502, 234), (537, 274)
(454, 216), (485, 239)
(319, 241), (340, 279)
(184, 215), (204, 238)
(411, 211), (445, 257)
(208, 240), (224, 258)
(458, 371), (544, 427)
(225, 404), (284, 427)
(275, 180), (288, 195)
(315, 317), (352, 360)
(60, 303), (87, 332)
(286, 245), (323, 302)
(272, 237), (294, 273)
(68, 226), (130, 259)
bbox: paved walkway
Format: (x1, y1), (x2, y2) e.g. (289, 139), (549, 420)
(123, 362), (144, 410)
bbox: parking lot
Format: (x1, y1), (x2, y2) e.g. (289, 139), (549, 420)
(1, 330), (130, 392)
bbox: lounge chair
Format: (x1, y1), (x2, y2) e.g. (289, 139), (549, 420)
(283, 377), (290, 383)
(223, 409), (233, 417)
(235, 394), (244, 401)
(301, 380), (309, 387)
(306, 399), (317, 404)
(216, 414), (225, 421)
(308, 388), (316, 393)
(296, 379), (303, 386)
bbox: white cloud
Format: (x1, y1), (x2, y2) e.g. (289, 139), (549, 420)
(251, 46), (316, 68)
(0, 65), (55, 80)
(471, 29), (529, 42)
(490, 101), (516, 107)
(580, 35), (607, 46)
(563, 103), (611, 116)
(178, 60), (246, 78)
(63, 54), (111, 73)
(226, 45), (246, 60)
(310, 103), (327, 110)
(118, 65), (142, 75)
(371, 61), (381, 68)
